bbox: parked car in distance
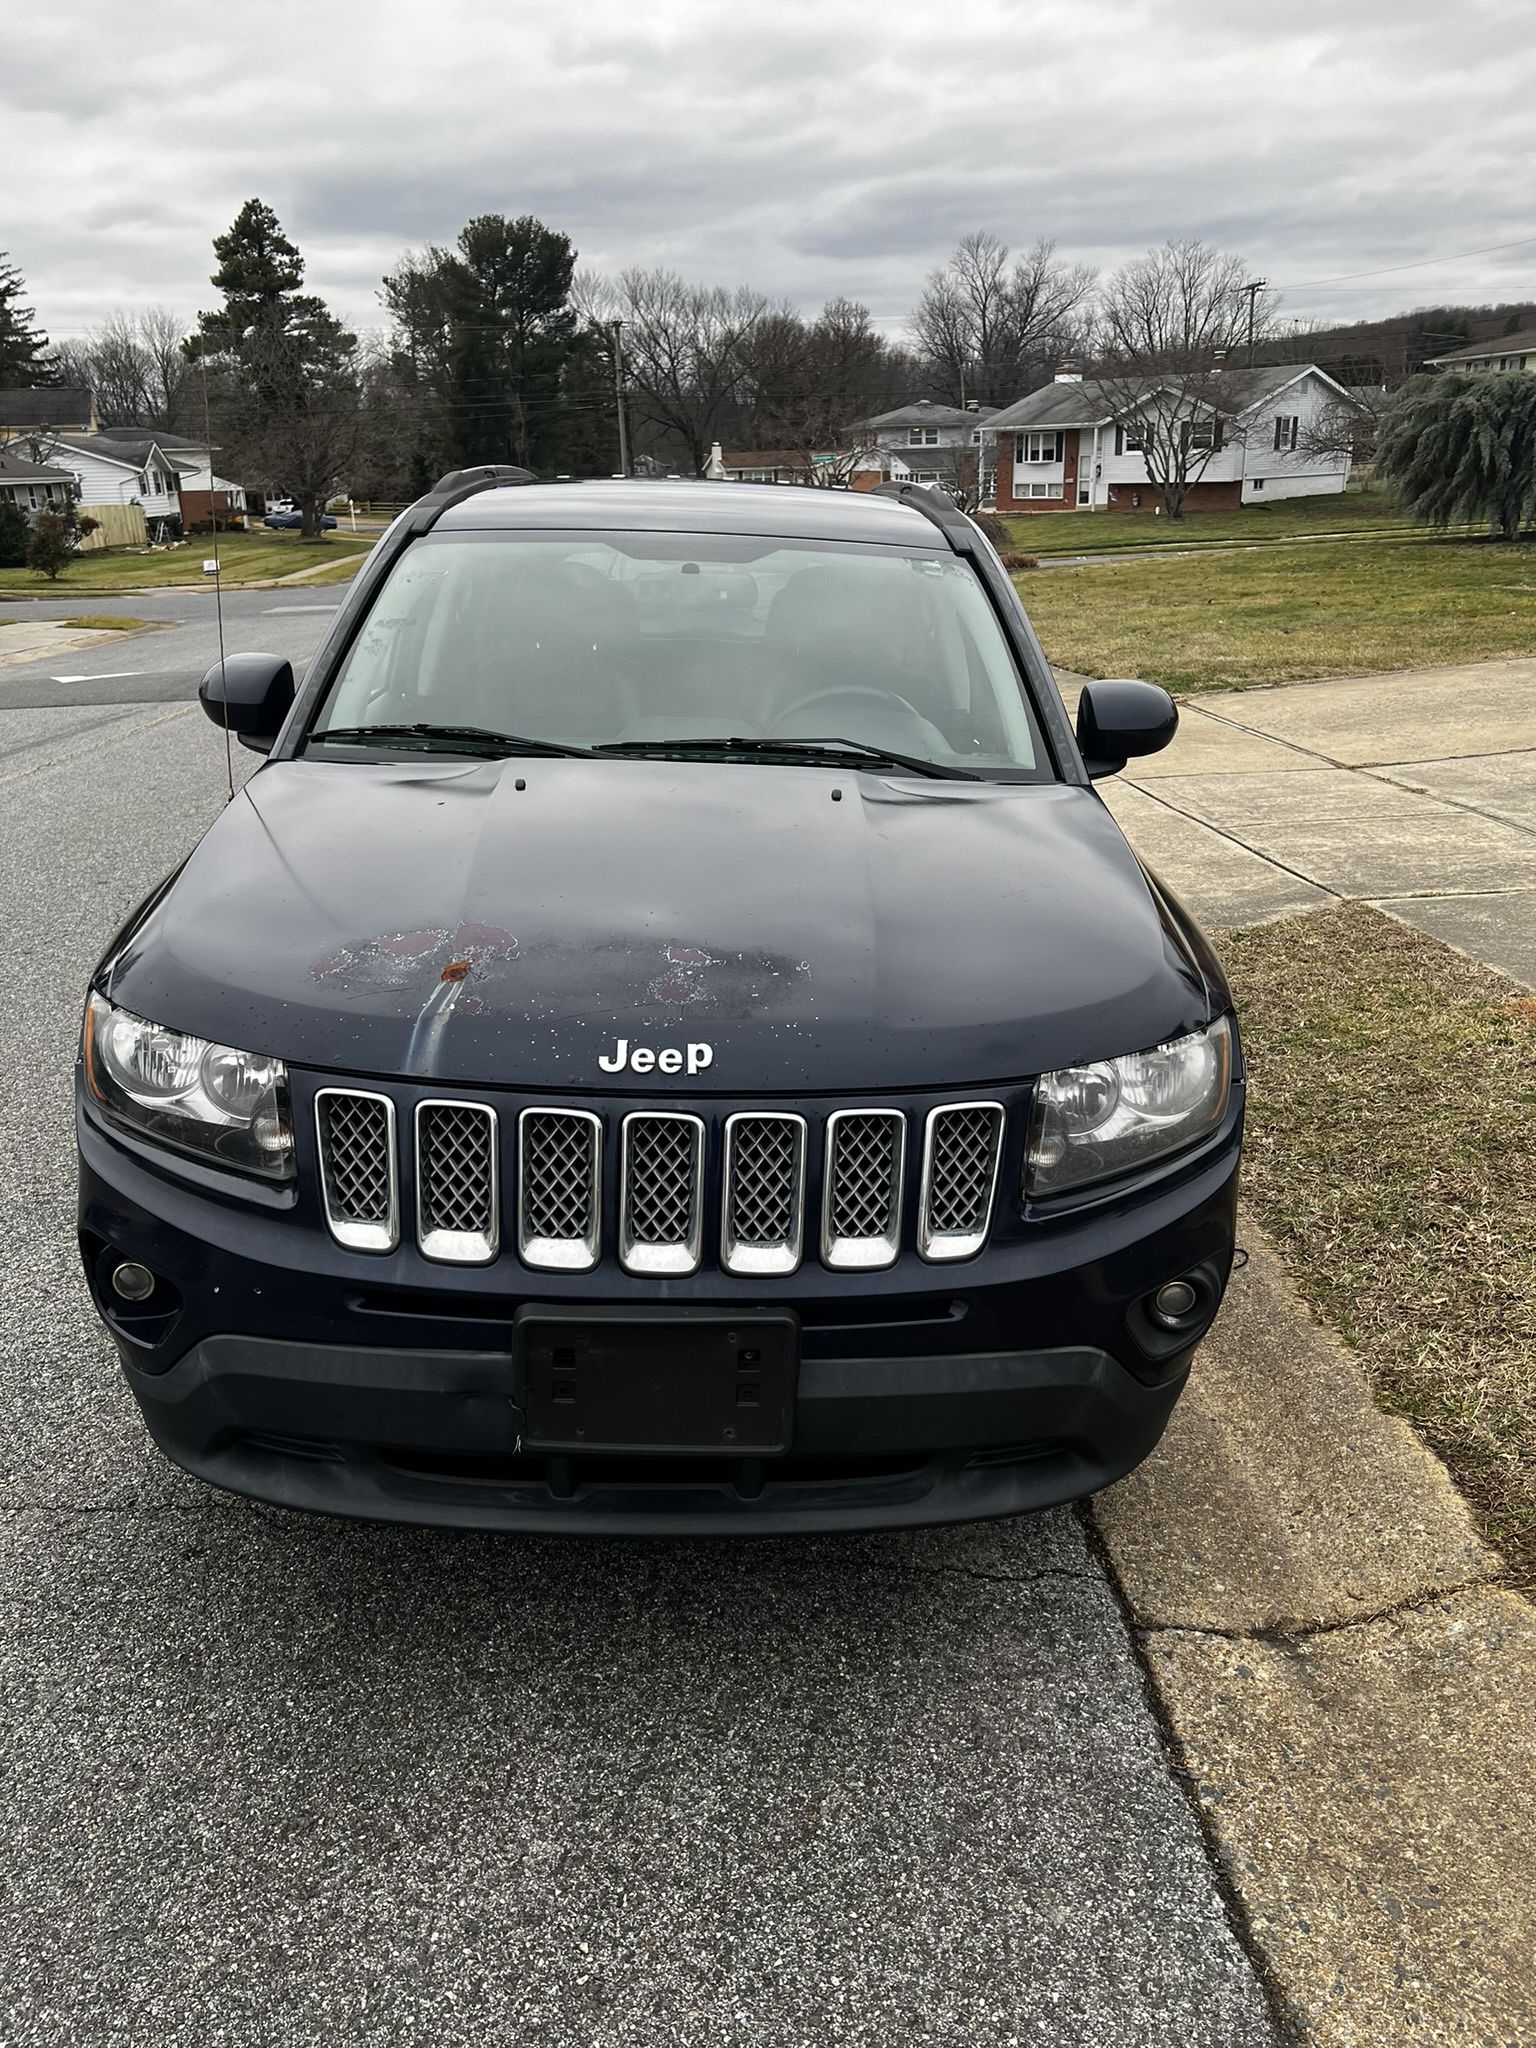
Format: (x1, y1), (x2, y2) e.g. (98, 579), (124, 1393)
(77, 468), (1243, 1535)
(263, 509), (336, 530)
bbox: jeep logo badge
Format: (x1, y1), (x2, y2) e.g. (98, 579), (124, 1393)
(598, 1038), (714, 1077)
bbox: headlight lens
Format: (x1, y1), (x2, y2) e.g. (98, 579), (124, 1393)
(83, 992), (293, 1181)
(1025, 1017), (1232, 1196)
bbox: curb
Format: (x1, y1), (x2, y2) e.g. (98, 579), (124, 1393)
(1092, 1219), (1535, 2045)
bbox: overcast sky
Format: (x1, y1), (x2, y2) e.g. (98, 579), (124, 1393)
(7, 0), (1535, 348)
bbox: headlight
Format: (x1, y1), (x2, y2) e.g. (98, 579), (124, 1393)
(1025, 1017), (1232, 1197)
(83, 991), (294, 1182)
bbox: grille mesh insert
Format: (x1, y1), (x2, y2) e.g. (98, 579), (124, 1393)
(726, 1117), (801, 1247)
(624, 1117), (700, 1250)
(925, 1106), (1003, 1238)
(521, 1112), (598, 1245)
(827, 1113), (901, 1241)
(318, 1093), (392, 1225)
(418, 1105), (495, 1236)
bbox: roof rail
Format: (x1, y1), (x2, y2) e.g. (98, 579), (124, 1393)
(403, 464), (537, 535)
(870, 480), (980, 555)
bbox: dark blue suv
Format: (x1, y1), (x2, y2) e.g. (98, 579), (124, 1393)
(76, 471), (1242, 1533)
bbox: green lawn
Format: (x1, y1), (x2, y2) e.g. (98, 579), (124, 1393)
(0, 530), (373, 597)
(1225, 903), (1536, 1570)
(1005, 487), (1424, 557)
(1020, 534), (1536, 692)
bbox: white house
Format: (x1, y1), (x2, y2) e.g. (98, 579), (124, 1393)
(0, 448), (74, 516)
(41, 432), (186, 545)
(846, 399), (998, 492)
(981, 365), (1354, 515)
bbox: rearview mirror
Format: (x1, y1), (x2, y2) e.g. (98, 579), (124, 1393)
(199, 653), (295, 755)
(1076, 678), (1178, 780)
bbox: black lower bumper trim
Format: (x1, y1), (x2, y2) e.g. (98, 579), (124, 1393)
(122, 1332), (1188, 1534)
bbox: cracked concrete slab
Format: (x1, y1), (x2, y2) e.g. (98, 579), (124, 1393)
(1191, 657), (1536, 767)
(1133, 770), (1536, 896)
(1093, 1226), (1499, 1634)
(1143, 1587), (1536, 2048)
(1101, 782), (1330, 926)
(1374, 749), (1536, 833)
(1371, 890), (1536, 991)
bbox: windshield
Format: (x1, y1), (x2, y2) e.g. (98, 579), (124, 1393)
(311, 529), (1049, 776)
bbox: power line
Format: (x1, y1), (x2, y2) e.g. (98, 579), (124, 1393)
(1275, 232), (1536, 291)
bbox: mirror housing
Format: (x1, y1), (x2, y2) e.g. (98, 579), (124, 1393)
(199, 653), (295, 755)
(1076, 678), (1178, 780)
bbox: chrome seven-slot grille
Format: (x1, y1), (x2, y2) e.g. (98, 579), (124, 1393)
(315, 1091), (1005, 1272)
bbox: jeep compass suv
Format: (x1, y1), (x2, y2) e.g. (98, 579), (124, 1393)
(76, 470), (1243, 1532)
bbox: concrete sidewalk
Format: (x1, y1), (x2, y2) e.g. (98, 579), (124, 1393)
(1061, 656), (1536, 985)
(1094, 1226), (1536, 2048)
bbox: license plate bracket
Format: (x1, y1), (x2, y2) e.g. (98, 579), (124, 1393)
(516, 1306), (799, 1455)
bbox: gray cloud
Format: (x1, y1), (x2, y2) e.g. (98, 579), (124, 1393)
(7, 0), (1536, 349)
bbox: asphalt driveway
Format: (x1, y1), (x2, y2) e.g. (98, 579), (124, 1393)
(0, 699), (1277, 2045)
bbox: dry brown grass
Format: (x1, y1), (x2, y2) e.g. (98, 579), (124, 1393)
(1223, 902), (1536, 1573)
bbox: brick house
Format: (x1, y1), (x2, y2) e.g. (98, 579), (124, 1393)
(981, 365), (1354, 514)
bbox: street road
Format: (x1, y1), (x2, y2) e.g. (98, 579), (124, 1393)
(0, 672), (1279, 2045)
(0, 587), (342, 708)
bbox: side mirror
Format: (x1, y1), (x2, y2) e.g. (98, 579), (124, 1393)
(199, 653), (295, 755)
(1076, 677), (1178, 780)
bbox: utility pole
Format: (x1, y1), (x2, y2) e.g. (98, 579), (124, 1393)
(611, 320), (630, 477)
(1243, 279), (1268, 367)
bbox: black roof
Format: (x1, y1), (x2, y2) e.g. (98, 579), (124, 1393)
(434, 477), (943, 547)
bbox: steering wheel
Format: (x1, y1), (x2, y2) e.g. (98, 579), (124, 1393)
(768, 684), (926, 736)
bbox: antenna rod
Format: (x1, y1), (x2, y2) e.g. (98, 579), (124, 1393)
(199, 357), (234, 801)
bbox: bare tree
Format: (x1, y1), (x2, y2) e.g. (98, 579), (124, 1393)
(911, 232), (1095, 406)
(615, 270), (767, 473)
(1093, 239), (1277, 518)
(53, 308), (195, 430)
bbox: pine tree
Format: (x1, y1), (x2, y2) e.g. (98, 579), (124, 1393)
(190, 200), (361, 536)
(0, 253), (55, 386)
(1376, 373), (1536, 541)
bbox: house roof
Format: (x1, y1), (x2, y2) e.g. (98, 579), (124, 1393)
(46, 433), (146, 475)
(1425, 326), (1536, 365)
(87, 433), (191, 470)
(0, 387), (94, 430)
(0, 449), (74, 484)
(856, 400), (998, 431)
(985, 364), (1335, 433)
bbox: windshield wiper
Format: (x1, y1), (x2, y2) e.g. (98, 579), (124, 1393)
(309, 723), (596, 758)
(596, 735), (981, 781)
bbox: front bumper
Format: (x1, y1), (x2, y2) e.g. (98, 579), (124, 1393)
(78, 1089), (1240, 1533)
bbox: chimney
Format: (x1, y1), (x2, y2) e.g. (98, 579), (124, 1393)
(1053, 361), (1084, 382)
(1211, 349), (1227, 373)
(965, 398), (980, 411)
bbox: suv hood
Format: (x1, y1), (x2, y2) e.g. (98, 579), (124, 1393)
(105, 757), (1213, 1093)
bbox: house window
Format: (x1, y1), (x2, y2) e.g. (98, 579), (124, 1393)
(1272, 414), (1299, 452)
(1251, 478), (1266, 492)
(1026, 481), (1061, 499)
(1114, 422), (1144, 455)
(908, 426), (940, 446)
(912, 471), (942, 484)
(970, 427), (982, 445)
(1185, 417), (1223, 453)
(1018, 431), (1062, 464)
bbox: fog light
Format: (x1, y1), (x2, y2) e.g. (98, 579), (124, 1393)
(1151, 1278), (1199, 1326)
(111, 1261), (156, 1303)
